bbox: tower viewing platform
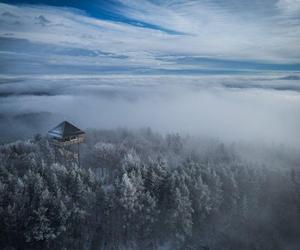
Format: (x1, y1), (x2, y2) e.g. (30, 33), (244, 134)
(47, 121), (85, 146)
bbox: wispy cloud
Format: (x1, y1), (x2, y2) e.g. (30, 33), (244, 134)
(0, 1), (299, 75)
(277, 0), (300, 15)
(0, 1), (299, 147)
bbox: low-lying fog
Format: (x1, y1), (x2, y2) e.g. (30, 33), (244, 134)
(0, 74), (300, 147)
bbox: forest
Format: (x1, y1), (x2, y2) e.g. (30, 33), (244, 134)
(1, 128), (300, 250)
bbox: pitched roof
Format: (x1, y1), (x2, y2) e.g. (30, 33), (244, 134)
(48, 121), (85, 139)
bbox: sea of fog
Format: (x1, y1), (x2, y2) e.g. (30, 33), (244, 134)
(0, 74), (300, 147)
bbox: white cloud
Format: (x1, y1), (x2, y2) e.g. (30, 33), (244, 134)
(1, 74), (300, 146)
(0, 2), (299, 148)
(0, 1), (300, 73)
(277, 0), (300, 14)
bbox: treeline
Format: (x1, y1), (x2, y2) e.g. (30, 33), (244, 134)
(0, 129), (300, 250)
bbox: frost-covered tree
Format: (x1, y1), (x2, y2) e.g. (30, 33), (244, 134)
(1, 129), (300, 249)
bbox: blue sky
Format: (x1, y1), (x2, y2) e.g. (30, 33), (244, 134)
(1, 1), (300, 146)
(0, 0), (300, 75)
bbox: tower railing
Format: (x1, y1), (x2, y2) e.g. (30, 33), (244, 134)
(48, 135), (85, 147)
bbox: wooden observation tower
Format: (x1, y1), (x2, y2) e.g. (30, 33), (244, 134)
(47, 121), (85, 166)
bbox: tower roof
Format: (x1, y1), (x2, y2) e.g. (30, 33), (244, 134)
(48, 121), (85, 139)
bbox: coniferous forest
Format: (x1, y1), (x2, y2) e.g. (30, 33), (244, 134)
(1, 128), (300, 250)
(1, 0), (300, 249)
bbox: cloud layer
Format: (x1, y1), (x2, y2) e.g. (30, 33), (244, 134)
(1, 74), (300, 147)
(0, 1), (299, 146)
(0, 0), (300, 74)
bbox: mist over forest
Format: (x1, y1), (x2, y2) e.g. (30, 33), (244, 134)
(1, 74), (300, 147)
(1, 74), (300, 249)
(1, 0), (300, 249)
(1, 128), (300, 250)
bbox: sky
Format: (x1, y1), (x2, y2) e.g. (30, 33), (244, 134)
(0, 0), (300, 74)
(0, 0), (300, 146)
